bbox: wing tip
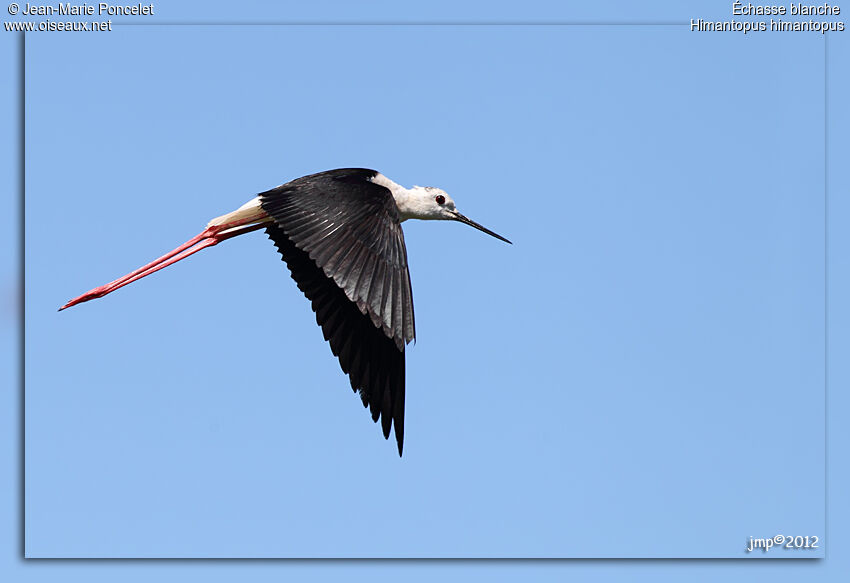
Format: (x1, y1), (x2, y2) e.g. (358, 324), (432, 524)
(395, 425), (404, 456)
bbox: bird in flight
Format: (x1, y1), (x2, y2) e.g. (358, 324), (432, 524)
(60, 168), (511, 455)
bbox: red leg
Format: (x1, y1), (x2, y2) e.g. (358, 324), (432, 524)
(59, 216), (271, 311)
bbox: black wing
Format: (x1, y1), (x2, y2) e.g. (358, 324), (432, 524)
(260, 168), (415, 455)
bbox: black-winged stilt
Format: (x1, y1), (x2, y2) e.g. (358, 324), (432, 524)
(60, 168), (511, 455)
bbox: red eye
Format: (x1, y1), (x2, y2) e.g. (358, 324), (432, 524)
(435, 195), (445, 205)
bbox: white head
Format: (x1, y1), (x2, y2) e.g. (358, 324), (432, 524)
(404, 186), (457, 220)
(399, 185), (512, 244)
(370, 172), (511, 243)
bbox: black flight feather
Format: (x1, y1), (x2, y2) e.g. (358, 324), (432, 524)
(259, 168), (415, 455)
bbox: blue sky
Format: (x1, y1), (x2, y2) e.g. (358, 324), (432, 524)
(3, 0), (850, 580)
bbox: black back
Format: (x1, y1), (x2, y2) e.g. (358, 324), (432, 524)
(260, 168), (415, 455)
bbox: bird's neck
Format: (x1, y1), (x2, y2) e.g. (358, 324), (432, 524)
(370, 173), (419, 222)
(369, 173), (433, 222)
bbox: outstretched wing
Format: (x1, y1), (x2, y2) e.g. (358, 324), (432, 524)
(259, 168), (415, 455)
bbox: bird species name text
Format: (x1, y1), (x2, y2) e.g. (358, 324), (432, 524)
(691, 2), (846, 32)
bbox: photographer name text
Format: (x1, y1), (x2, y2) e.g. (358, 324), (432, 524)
(19, 2), (152, 16)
